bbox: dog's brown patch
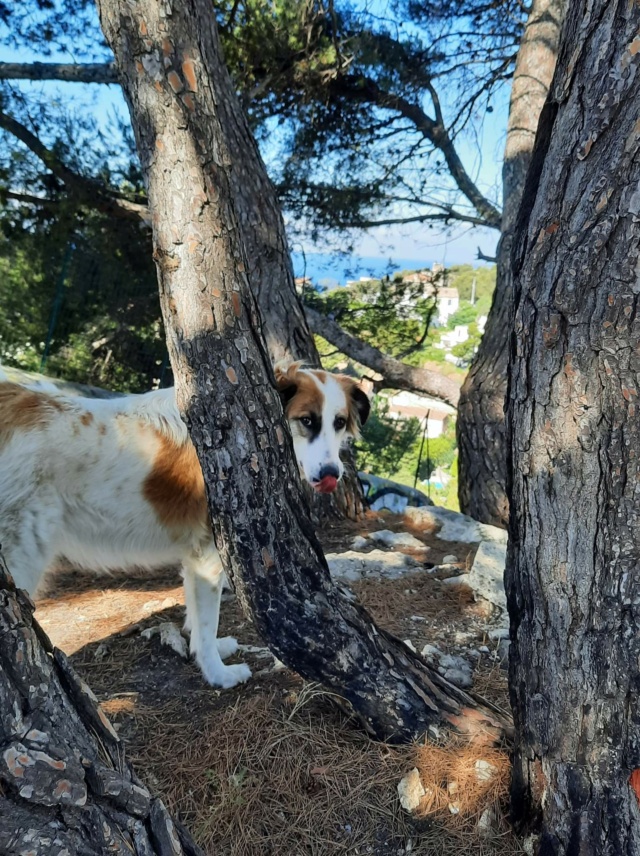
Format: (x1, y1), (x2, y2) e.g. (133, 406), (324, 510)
(335, 375), (370, 437)
(0, 382), (66, 444)
(143, 433), (208, 529)
(282, 371), (325, 421)
(80, 412), (94, 426)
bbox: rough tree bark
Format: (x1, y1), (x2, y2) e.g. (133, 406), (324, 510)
(96, 0), (512, 744)
(0, 553), (203, 855)
(507, 0), (640, 849)
(456, 0), (565, 527)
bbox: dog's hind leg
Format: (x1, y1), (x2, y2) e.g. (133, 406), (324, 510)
(182, 546), (251, 689)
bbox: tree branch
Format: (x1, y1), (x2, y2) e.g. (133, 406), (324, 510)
(0, 111), (149, 221)
(305, 306), (461, 407)
(0, 61), (119, 84)
(477, 246), (498, 263)
(330, 74), (502, 230)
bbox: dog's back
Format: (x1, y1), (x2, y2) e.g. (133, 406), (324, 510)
(0, 380), (209, 594)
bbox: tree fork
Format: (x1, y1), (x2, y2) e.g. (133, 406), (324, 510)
(96, 0), (512, 744)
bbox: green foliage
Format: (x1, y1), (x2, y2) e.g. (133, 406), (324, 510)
(357, 399), (423, 479)
(451, 323), (482, 363)
(446, 303), (478, 329)
(0, 207), (168, 393)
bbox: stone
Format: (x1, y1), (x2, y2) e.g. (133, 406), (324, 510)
(467, 540), (508, 612)
(403, 639), (417, 653)
(442, 554), (459, 563)
(475, 759), (498, 782)
(140, 623), (188, 659)
(350, 535), (370, 551)
(404, 505), (508, 545)
(397, 768), (426, 812)
(443, 668), (473, 688)
(441, 573), (472, 588)
(369, 529), (428, 553)
(478, 807), (498, 836)
(326, 549), (420, 582)
(488, 628), (509, 641)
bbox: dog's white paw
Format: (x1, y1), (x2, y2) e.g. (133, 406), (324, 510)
(216, 636), (239, 660)
(200, 661), (252, 689)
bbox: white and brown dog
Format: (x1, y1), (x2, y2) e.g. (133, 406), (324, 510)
(0, 363), (369, 688)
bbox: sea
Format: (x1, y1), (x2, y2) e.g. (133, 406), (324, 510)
(291, 252), (433, 290)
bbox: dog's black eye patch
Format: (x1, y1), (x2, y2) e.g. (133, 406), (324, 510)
(298, 413), (321, 441)
(334, 416), (347, 431)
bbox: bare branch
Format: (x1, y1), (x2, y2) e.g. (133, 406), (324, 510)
(477, 246), (498, 263)
(0, 111), (149, 222)
(305, 306), (461, 407)
(0, 61), (118, 85)
(330, 73), (503, 230)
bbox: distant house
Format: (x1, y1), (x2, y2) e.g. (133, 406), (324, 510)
(430, 287), (460, 326)
(436, 325), (469, 350)
(383, 390), (455, 438)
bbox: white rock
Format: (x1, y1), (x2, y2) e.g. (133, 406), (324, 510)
(467, 541), (508, 612)
(369, 529), (429, 552)
(405, 505), (508, 544)
(478, 807), (497, 836)
(403, 639), (417, 653)
(326, 549), (420, 582)
(421, 643), (441, 660)
(441, 573), (471, 588)
(479, 645), (490, 654)
(442, 554), (459, 563)
(443, 668), (473, 688)
(488, 627), (509, 641)
(141, 622), (188, 659)
(448, 802), (460, 815)
(475, 759), (498, 782)
(350, 535), (370, 551)
(397, 768), (426, 812)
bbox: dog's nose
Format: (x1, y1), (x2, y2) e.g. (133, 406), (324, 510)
(319, 464), (340, 481)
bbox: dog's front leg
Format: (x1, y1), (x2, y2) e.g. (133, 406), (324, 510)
(182, 548), (251, 688)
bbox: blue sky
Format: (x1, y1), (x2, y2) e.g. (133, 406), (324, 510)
(1, 9), (507, 268)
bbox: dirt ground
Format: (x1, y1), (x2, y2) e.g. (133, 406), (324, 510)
(35, 509), (522, 856)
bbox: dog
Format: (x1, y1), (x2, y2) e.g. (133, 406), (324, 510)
(0, 362), (370, 688)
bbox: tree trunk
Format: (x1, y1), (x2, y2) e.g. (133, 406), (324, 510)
(96, 0), (512, 745)
(456, 0), (565, 527)
(507, 0), (640, 849)
(0, 553), (203, 855)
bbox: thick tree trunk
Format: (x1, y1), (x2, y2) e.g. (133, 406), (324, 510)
(507, 0), (640, 849)
(457, 0), (565, 527)
(0, 553), (203, 855)
(96, 0), (512, 744)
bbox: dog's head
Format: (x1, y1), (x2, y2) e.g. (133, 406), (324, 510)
(275, 362), (370, 493)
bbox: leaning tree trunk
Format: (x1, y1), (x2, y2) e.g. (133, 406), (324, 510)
(0, 553), (203, 855)
(507, 0), (640, 849)
(96, 0), (512, 744)
(456, 0), (565, 528)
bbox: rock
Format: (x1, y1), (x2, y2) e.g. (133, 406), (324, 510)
(140, 622), (189, 659)
(448, 802), (460, 815)
(478, 807), (498, 836)
(397, 768), (426, 812)
(467, 541), (508, 612)
(403, 639), (417, 653)
(420, 643), (441, 661)
(350, 535), (370, 551)
(326, 549), (420, 582)
(488, 628), (509, 641)
(404, 505), (508, 545)
(369, 529), (429, 553)
(475, 759), (498, 782)
(443, 668), (473, 688)
(478, 645), (490, 654)
(442, 554), (459, 563)
(441, 573), (472, 588)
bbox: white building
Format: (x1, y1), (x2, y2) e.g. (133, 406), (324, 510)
(383, 390), (456, 438)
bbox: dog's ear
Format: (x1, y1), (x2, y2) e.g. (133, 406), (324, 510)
(350, 385), (371, 428)
(274, 361), (300, 411)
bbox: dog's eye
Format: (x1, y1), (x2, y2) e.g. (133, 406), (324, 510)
(334, 417), (347, 431)
(300, 416), (313, 428)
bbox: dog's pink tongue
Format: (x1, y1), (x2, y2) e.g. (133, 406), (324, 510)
(315, 475), (338, 494)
